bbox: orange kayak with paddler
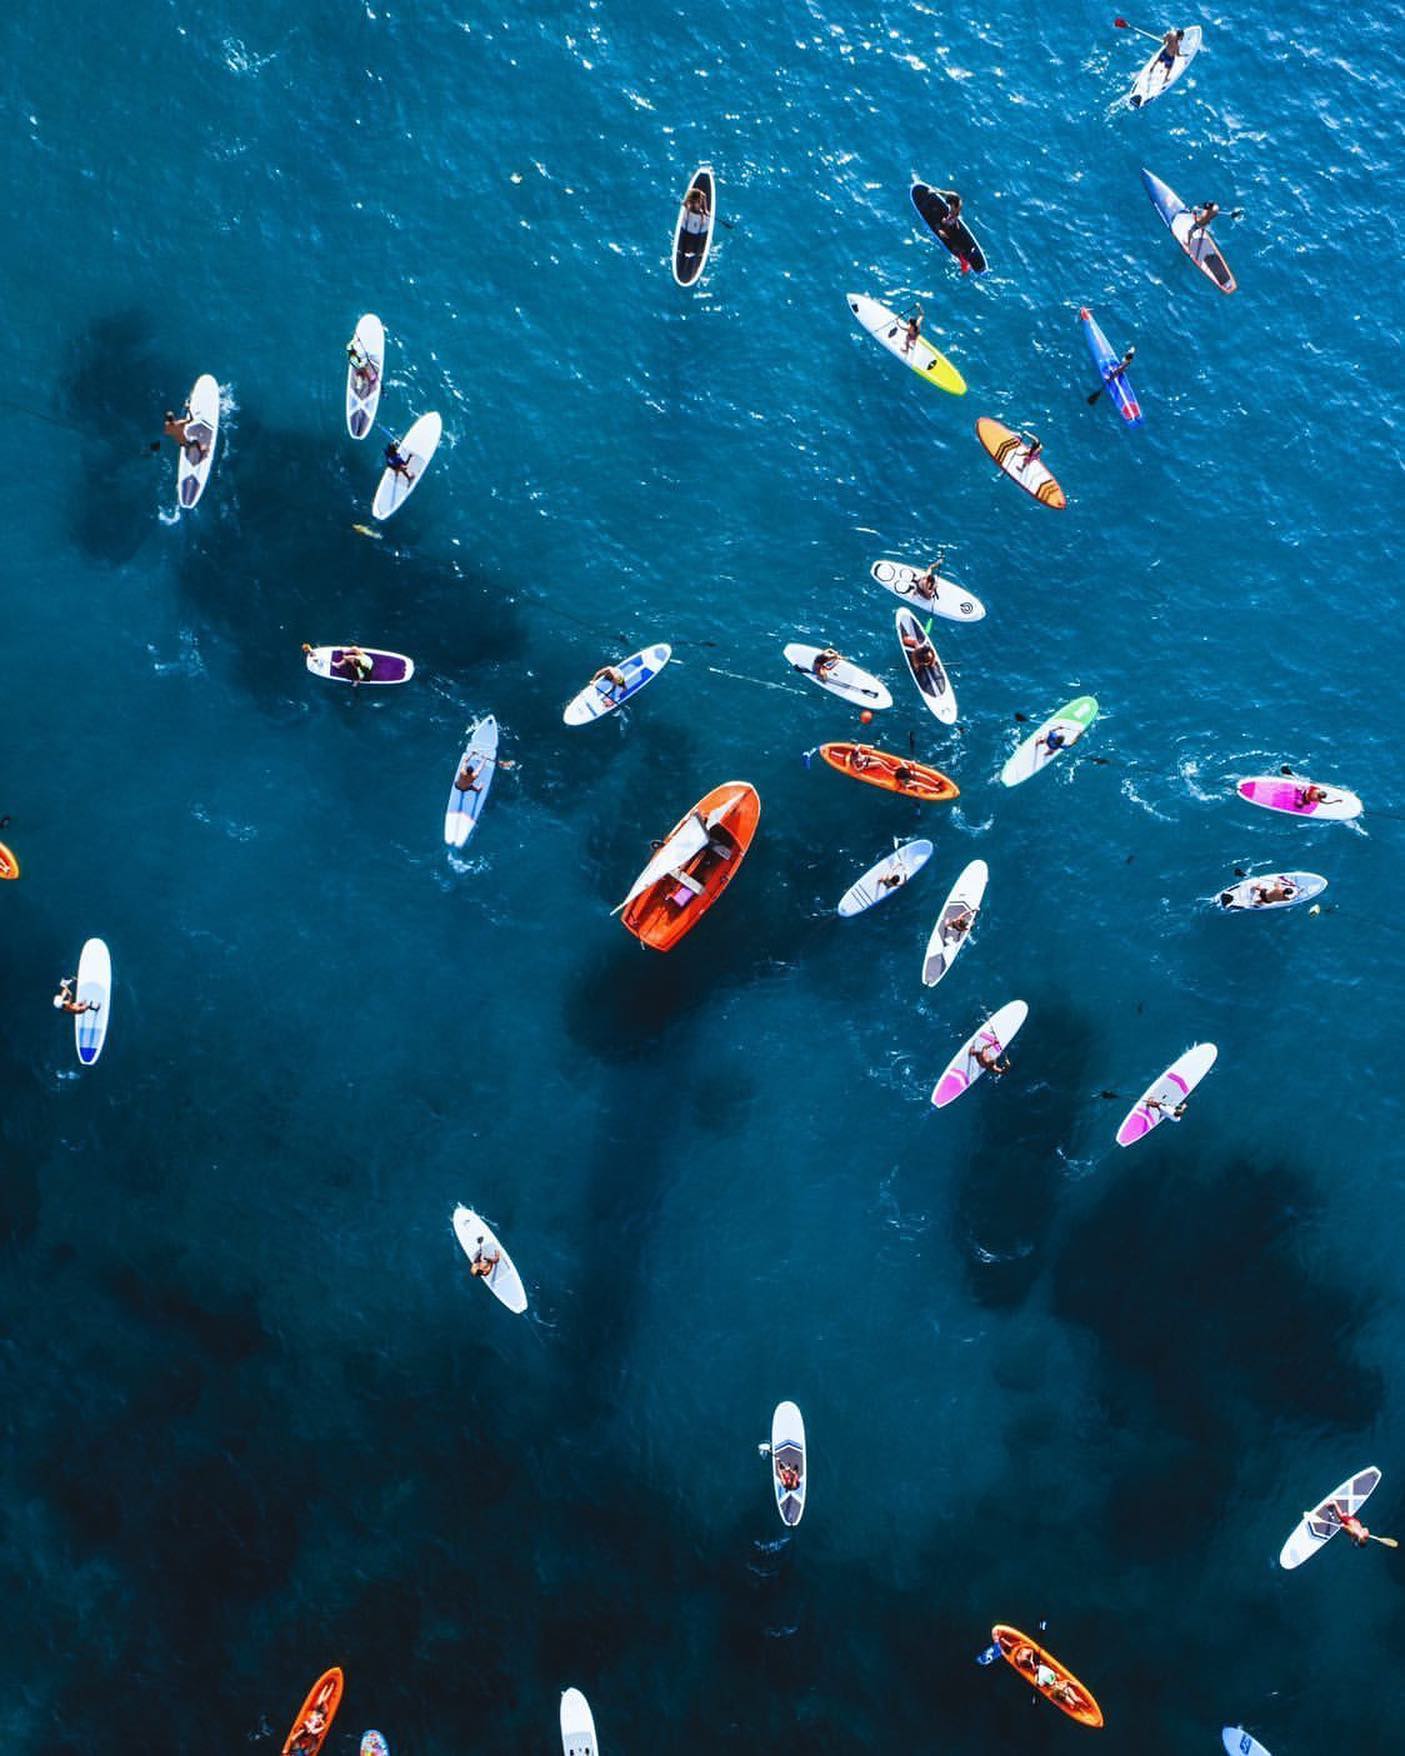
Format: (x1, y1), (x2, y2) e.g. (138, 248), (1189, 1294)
(819, 743), (959, 803)
(281, 1667), (344, 1756)
(992, 1625), (1104, 1728)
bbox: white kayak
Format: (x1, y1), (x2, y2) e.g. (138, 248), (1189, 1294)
(75, 936), (111, 1066)
(870, 558), (986, 624)
(452, 1205), (528, 1314)
(345, 313), (385, 440)
(931, 1000), (1027, 1109)
(176, 373), (220, 510)
(1216, 871), (1328, 912)
(837, 838), (933, 918)
(1128, 25), (1202, 108)
(922, 859), (987, 987)
(563, 644), (671, 725)
(1001, 696), (1099, 787)
(1222, 1731), (1273, 1756)
(783, 644), (892, 710)
(1280, 1465), (1381, 1570)
(444, 716), (498, 849)
(1116, 1043), (1217, 1147)
(373, 411), (442, 521)
(894, 607), (956, 724)
(771, 1400), (806, 1527)
(560, 1689), (598, 1756)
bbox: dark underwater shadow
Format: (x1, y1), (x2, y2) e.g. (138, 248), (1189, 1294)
(950, 1001), (1101, 1313)
(59, 307), (182, 567)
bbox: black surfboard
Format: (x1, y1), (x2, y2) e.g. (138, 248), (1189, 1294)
(673, 166), (716, 287)
(911, 182), (988, 274)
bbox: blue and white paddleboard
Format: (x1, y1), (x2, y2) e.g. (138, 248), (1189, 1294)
(770, 1400), (806, 1526)
(444, 716), (498, 849)
(75, 937), (111, 1066)
(1079, 307), (1143, 427)
(563, 644), (671, 725)
(1222, 1729), (1272, 1756)
(837, 839), (933, 918)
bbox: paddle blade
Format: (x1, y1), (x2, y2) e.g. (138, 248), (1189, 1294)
(1114, 15), (1132, 26)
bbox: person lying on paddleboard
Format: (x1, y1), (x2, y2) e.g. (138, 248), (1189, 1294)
(812, 647), (842, 680)
(1156, 27), (1185, 70)
(347, 335), (379, 392)
(331, 643), (375, 684)
(878, 870), (907, 893)
(1035, 721), (1079, 759)
(1255, 877), (1297, 904)
(470, 1243), (502, 1279)
(52, 977), (97, 1016)
(944, 905), (975, 944)
(384, 441), (415, 481)
(776, 1459), (801, 1491)
(902, 305), (924, 353)
(455, 753), (490, 793)
(1328, 1503), (1374, 1546)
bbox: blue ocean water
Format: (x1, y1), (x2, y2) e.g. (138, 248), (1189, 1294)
(2, 0), (1404, 1750)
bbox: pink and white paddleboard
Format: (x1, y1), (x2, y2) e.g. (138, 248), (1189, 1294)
(930, 1000), (1027, 1109)
(1116, 1043), (1217, 1147)
(1237, 776), (1362, 821)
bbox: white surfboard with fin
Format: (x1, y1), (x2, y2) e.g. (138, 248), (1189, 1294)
(560, 1688), (598, 1756)
(75, 937), (111, 1066)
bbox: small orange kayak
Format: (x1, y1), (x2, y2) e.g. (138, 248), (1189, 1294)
(993, 1625), (1103, 1728)
(819, 744), (958, 803)
(281, 1667), (344, 1756)
(0, 842), (18, 880)
(620, 780), (760, 951)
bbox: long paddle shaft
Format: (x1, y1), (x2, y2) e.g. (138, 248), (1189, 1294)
(1114, 17), (1164, 45)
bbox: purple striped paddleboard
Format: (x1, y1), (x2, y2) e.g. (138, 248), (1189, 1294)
(1116, 1043), (1217, 1147)
(304, 645), (415, 685)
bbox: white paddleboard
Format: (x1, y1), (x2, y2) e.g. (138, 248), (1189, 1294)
(931, 1000), (1027, 1109)
(176, 374), (220, 510)
(1001, 697), (1099, 787)
(922, 859), (987, 987)
(1280, 1465), (1381, 1570)
(845, 294), (966, 395)
(560, 1688), (598, 1756)
(894, 607), (956, 724)
(444, 716), (498, 849)
(373, 411), (442, 521)
(452, 1206), (528, 1314)
(345, 313), (385, 440)
(1128, 25), (1202, 108)
(1237, 776), (1363, 821)
(837, 838), (933, 918)
(1116, 1043), (1217, 1147)
(563, 644), (671, 725)
(783, 644), (892, 710)
(74, 936), (111, 1067)
(1216, 871), (1327, 912)
(870, 558), (985, 624)
(771, 1400), (806, 1527)
(1222, 1730), (1272, 1756)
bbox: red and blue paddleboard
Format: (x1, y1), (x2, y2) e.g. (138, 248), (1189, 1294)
(1080, 307), (1142, 427)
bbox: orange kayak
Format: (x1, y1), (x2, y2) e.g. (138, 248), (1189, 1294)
(281, 1667), (344, 1756)
(819, 744), (958, 803)
(993, 1625), (1103, 1728)
(0, 841), (18, 880)
(620, 780), (760, 951)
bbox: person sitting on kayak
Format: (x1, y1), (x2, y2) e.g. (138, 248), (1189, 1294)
(1050, 1678), (1085, 1709)
(384, 441), (415, 480)
(902, 304), (924, 353)
(1156, 27), (1185, 69)
(1105, 344), (1137, 385)
(776, 1459), (801, 1491)
(52, 977), (96, 1016)
(290, 1707), (328, 1755)
(470, 1243), (501, 1280)
(1188, 200), (1221, 237)
(812, 648), (842, 680)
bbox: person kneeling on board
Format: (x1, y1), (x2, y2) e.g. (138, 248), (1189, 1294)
(776, 1458), (801, 1492)
(1035, 723), (1075, 759)
(52, 977), (97, 1016)
(593, 664), (629, 699)
(470, 1244), (501, 1280)
(908, 564), (942, 602)
(347, 336), (379, 393)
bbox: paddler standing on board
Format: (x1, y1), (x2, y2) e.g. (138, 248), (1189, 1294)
(346, 332), (379, 396)
(1155, 27), (1186, 72)
(994, 428), (1043, 471)
(1187, 200), (1221, 239)
(902, 303), (924, 354)
(383, 439), (415, 484)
